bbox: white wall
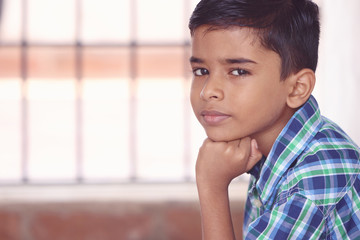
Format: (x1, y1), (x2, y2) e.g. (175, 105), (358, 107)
(314, 0), (360, 145)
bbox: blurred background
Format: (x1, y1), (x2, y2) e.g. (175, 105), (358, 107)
(0, 0), (359, 239)
(0, 0), (202, 184)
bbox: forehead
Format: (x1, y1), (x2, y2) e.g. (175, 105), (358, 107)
(192, 25), (261, 47)
(194, 25), (259, 40)
(191, 25), (279, 64)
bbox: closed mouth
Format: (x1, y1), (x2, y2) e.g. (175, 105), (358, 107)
(200, 110), (231, 125)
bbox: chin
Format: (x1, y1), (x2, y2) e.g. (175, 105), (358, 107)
(206, 132), (238, 143)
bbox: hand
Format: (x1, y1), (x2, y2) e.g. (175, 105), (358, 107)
(195, 137), (263, 190)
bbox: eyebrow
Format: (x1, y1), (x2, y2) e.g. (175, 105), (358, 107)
(189, 56), (204, 63)
(224, 58), (257, 65)
(189, 56), (257, 65)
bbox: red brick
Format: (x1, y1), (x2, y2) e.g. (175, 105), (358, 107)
(0, 211), (21, 240)
(164, 201), (245, 240)
(31, 210), (153, 240)
(164, 203), (202, 240)
(0, 201), (245, 240)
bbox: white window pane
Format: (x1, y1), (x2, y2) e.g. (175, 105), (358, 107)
(0, 79), (22, 182)
(83, 79), (130, 180)
(81, 0), (131, 43)
(137, 0), (184, 43)
(0, 0), (22, 42)
(188, 0), (201, 20)
(27, 79), (76, 182)
(27, 0), (75, 43)
(191, 0), (200, 6)
(137, 78), (185, 180)
(184, 0), (202, 42)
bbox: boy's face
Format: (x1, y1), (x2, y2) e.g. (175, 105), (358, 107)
(190, 26), (294, 147)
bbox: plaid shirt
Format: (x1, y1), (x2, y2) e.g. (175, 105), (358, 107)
(243, 96), (360, 239)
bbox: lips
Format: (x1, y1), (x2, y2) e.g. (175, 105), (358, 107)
(200, 110), (231, 125)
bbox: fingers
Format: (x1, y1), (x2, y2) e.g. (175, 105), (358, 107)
(246, 139), (263, 171)
(229, 137), (263, 172)
(250, 139), (262, 161)
(202, 137), (213, 144)
(200, 136), (263, 172)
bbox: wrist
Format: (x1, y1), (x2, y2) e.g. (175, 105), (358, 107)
(196, 176), (230, 195)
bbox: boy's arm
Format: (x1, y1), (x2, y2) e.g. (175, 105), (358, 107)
(196, 137), (262, 240)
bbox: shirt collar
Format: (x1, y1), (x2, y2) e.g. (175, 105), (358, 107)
(252, 95), (323, 205)
(247, 155), (266, 180)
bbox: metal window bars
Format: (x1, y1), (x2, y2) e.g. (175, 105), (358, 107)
(0, 0), (194, 185)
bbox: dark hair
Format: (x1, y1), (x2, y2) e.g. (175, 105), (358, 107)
(189, 0), (320, 80)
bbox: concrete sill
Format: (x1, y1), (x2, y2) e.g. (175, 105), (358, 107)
(0, 181), (249, 203)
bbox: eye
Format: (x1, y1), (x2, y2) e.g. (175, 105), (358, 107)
(230, 69), (250, 76)
(193, 68), (209, 76)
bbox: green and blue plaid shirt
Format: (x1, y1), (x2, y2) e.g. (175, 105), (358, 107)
(244, 95), (360, 239)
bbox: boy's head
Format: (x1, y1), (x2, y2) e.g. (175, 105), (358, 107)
(189, 0), (320, 80)
(188, 0), (320, 155)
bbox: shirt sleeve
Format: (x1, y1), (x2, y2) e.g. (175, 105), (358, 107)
(245, 193), (326, 240)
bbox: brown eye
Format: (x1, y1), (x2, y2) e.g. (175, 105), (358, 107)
(193, 68), (209, 76)
(231, 69), (249, 76)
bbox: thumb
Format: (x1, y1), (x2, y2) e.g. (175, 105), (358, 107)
(246, 139), (263, 171)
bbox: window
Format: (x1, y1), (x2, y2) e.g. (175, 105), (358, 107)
(0, 0), (206, 185)
(1, 0), (360, 187)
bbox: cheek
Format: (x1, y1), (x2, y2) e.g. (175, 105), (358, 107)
(255, 95), (287, 126)
(190, 81), (202, 104)
(237, 88), (282, 121)
(190, 88), (197, 106)
(190, 87), (200, 116)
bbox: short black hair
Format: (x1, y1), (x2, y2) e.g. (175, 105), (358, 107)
(189, 0), (320, 80)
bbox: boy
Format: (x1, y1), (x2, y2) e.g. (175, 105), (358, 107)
(188, 0), (360, 239)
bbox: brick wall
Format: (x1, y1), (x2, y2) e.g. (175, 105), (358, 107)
(0, 201), (245, 240)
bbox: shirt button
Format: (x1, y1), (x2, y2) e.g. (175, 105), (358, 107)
(254, 199), (262, 208)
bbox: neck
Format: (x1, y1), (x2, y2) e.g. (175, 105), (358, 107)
(252, 107), (296, 157)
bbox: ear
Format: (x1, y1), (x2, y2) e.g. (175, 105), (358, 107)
(286, 69), (316, 109)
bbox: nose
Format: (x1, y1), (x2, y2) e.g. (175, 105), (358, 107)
(200, 76), (224, 101)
